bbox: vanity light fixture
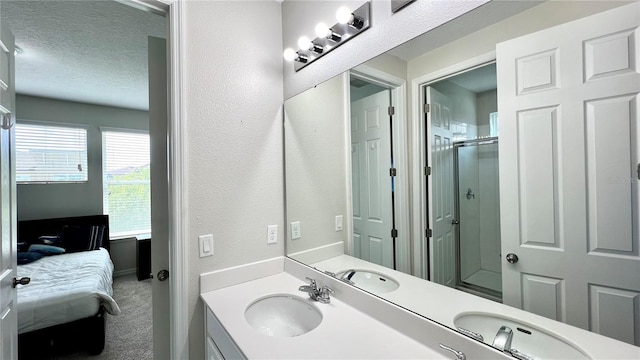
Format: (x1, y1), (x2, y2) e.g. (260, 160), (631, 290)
(315, 23), (342, 42)
(283, 48), (309, 63)
(297, 36), (324, 54)
(283, 1), (370, 72)
(336, 6), (365, 29)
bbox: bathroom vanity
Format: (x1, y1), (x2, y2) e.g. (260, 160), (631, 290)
(201, 257), (511, 359)
(201, 257), (640, 360)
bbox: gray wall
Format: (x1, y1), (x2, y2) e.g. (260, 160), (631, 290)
(16, 95), (149, 221)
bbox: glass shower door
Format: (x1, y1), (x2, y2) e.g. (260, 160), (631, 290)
(454, 138), (502, 300)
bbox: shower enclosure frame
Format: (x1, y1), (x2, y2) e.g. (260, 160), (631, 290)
(453, 136), (502, 302)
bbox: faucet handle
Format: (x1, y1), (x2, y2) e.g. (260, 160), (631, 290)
(305, 277), (317, 288)
(320, 285), (334, 295)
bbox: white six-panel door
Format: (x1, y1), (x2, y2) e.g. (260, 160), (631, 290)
(0, 19), (17, 359)
(497, 2), (640, 345)
(426, 86), (456, 287)
(351, 90), (394, 268)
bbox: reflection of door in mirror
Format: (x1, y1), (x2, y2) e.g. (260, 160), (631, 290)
(350, 80), (394, 269)
(424, 63), (498, 291)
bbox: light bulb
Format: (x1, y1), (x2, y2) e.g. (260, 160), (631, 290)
(297, 36), (312, 51)
(283, 48), (297, 62)
(315, 22), (330, 38)
(336, 6), (353, 25)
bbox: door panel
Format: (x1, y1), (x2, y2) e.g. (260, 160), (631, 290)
(588, 285), (640, 345)
(497, 2), (640, 344)
(0, 21), (17, 359)
(585, 95), (635, 253)
(517, 106), (559, 248)
(521, 274), (564, 321)
(351, 90), (393, 268)
(427, 87), (455, 287)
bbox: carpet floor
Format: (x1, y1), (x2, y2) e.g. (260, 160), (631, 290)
(19, 274), (153, 360)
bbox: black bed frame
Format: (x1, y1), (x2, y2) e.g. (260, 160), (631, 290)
(17, 214), (111, 357)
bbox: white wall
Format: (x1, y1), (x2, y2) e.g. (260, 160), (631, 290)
(184, 2), (283, 358)
(15, 95), (149, 221)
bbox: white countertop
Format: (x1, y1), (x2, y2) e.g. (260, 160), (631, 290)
(311, 254), (640, 360)
(201, 271), (445, 359)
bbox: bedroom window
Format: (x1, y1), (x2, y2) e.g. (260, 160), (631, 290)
(102, 129), (151, 238)
(15, 122), (88, 183)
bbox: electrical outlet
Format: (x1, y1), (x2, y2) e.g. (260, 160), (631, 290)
(267, 225), (278, 244)
(199, 234), (214, 258)
(335, 215), (343, 231)
(291, 221), (301, 240)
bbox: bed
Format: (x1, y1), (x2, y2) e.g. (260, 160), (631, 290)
(16, 215), (121, 356)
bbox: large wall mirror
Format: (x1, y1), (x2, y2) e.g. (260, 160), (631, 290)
(284, 0), (640, 356)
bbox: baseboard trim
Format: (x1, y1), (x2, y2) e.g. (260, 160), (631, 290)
(114, 268), (136, 278)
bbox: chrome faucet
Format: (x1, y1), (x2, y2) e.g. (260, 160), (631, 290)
(339, 269), (356, 285)
(299, 277), (334, 304)
(492, 326), (513, 351)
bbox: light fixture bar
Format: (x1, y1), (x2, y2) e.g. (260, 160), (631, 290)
(292, 1), (371, 72)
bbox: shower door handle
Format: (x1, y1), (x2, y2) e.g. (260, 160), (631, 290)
(451, 219), (460, 225)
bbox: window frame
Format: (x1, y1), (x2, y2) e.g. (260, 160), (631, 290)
(15, 120), (90, 185)
(100, 126), (151, 239)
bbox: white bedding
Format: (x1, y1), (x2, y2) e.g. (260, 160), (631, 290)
(17, 248), (121, 334)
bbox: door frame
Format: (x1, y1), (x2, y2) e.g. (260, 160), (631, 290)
(120, 1), (188, 358)
(348, 65), (410, 274)
(410, 51), (496, 280)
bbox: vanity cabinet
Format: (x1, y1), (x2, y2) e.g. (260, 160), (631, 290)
(205, 306), (246, 360)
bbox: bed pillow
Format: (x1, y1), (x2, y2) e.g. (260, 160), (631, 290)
(28, 244), (66, 256)
(39, 234), (64, 246)
(62, 225), (105, 253)
(17, 251), (44, 265)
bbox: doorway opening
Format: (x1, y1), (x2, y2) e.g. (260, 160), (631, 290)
(2, 0), (170, 358)
(349, 76), (395, 269)
(423, 62), (501, 300)
(348, 66), (410, 274)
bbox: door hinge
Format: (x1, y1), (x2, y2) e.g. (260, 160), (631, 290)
(424, 103), (430, 113)
(388, 106), (395, 116)
(391, 228), (398, 238)
(637, 163), (640, 180)
(426, 228), (433, 238)
(424, 166), (431, 176)
(390, 168), (397, 177)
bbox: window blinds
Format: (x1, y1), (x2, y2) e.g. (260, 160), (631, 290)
(102, 130), (151, 237)
(16, 123), (88, 183)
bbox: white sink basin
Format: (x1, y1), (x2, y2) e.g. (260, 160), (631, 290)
(454, 312), (591, 359)
(336, 269), (399, 294)
(244, 294), (322, 337)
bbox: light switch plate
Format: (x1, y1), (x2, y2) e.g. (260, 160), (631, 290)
(291, 221), (301, 240)
(199, 234), (214, 258)
(267, 225), (278, 244)
(335, 215), (343, 231)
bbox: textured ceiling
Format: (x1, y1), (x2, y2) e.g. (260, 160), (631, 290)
(1, 0), (166, 111)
